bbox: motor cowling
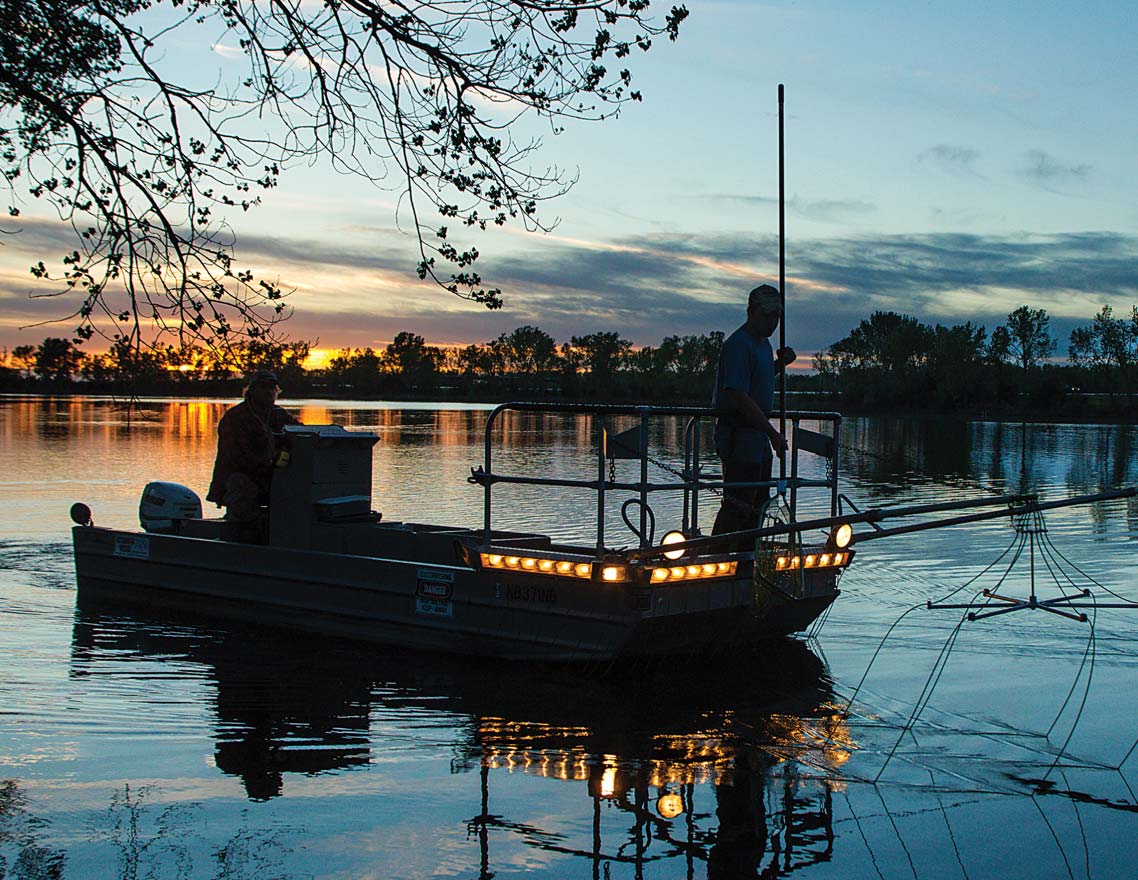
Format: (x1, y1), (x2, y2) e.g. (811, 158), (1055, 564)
(139, 481), (202, 533)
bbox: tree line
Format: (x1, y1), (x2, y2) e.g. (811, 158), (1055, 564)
(4, 304), (1137, 415)
(814, 304), (1138, 416)
(0, 327), (725, 401)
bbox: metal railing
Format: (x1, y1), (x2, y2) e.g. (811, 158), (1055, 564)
(471, 402), (842, 553)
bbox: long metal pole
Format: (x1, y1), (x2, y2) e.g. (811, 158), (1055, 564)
(778, 83), (787, 485)
(630, 486), (1136, 560)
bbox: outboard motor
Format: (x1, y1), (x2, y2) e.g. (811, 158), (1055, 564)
(139, 481), (203, 533)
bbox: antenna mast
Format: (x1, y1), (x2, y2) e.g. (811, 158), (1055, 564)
(778, 84), (787, 485)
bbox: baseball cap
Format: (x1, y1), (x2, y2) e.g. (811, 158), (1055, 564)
(247, 369), (280, 386)
(747, 284), (782, 315)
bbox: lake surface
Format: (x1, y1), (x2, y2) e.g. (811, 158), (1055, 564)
(3, 395), (1138, 879)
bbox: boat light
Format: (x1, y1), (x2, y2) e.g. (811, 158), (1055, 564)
(661, 530), (687, 560)
(598, 563), (629, 583)
(656, 792), (685, 819)
(479, 552), (596, 579)
(648, 560), (738, 583)
(770, 549), (854, 572)
(70, 502), (93, 526)
(829, 522), (854, 550)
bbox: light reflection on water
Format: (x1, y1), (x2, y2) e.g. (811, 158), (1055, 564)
(2, 395), (1138, 878)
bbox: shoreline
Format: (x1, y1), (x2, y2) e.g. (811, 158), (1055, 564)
(3, 387), (1135, 425)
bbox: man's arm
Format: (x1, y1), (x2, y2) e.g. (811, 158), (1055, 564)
(723, 387), (788, 458)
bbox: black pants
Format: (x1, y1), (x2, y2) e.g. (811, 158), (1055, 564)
(712, 457), (773, 537)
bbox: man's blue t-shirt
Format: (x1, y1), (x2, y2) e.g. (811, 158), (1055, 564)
(712, 325), (774, 463)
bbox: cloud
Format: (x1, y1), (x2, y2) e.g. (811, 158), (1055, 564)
(4, 215), (1137, 357)
(919, 144), (981, 176)
(1020, 150), (1091, 191)
(704, 192), (875, 224)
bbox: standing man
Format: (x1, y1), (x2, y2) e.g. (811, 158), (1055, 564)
(207, 369), (301, 522)
(711, 284), (796, 538)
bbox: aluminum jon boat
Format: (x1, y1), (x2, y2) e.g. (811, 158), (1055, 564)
(70, 402), (857, 661)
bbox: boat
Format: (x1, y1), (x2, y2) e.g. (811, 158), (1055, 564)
(69, 402), (857, 662)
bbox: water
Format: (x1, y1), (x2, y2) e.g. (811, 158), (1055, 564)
(3, 396), (1138, 879)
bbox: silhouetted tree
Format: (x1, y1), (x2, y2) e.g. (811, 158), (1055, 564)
(385, 332), (441, 390)
(926, 322), (989, 406)
(10, 344), (36, 376)
(814, 311), (933, 404)
(1068, 304), (1138, 392)
(490, 326), (561, 374)
(326, 348), (383, 394)
(3, 0), (687, 354)
(991, 306), (1055, 371)
(456, 343), (496, 378)
(32, 337), (81, 382)
(567, 332), (632, 378)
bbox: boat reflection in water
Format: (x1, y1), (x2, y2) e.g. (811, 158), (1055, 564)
(69, 594), (852, 876)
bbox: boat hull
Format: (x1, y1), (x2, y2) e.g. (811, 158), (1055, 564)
(72, 525), (838, 662)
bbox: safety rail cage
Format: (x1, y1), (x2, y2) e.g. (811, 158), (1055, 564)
(474, 402), (842, 554)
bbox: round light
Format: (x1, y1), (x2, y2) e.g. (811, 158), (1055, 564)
(661, 530), (687, 561)
(831, 522), (853, 549)
(651, 568), (668, 582)
(574, 563), (592, 578)
(487, 554), (504, 567)
(538, 559), (555, 572)
(556, 561), (573, 574)
(656, 792), (684, 819)
(520, 557), (537, 569)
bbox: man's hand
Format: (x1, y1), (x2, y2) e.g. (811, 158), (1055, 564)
(768, 427), (789, 459)
(775, 347), (797, 370)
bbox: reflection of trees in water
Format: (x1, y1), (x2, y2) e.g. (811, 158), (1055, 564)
(92, 783), (300, 880)
(3, 779), (298, 880)
(842, 418), (1138, 514)
(840, 417), (981, 502)
(0, 779), (66, 880)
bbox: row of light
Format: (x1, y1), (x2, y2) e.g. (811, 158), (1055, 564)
(478, 553), (738, 584)
(774, 551), (851, 571)
(482, 553), (595, 578)
(649, 561), (738, 582)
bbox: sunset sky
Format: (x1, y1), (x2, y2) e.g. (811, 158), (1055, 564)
(2, 0), (1135, 366)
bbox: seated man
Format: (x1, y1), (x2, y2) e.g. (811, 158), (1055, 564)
(206, 370), (301, 522)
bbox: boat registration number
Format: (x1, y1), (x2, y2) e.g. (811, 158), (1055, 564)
(113, 535), (150, 560)
(415, 568), (454, 618)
